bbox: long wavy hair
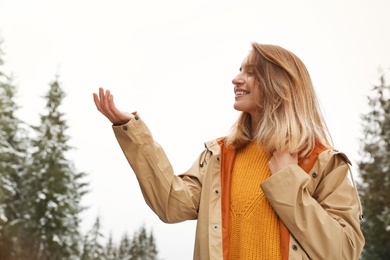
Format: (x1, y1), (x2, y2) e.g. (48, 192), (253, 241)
(225, 43), (333, 157)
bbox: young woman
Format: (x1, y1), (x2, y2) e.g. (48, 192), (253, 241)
(93, 42), (365, 260)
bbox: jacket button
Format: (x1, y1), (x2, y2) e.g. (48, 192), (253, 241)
(312, 172), (318, 178)
(292, 245), (298, 251)
(123, 125), (129, 131)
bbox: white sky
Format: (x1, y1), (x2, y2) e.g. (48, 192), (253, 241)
(1, 0), (389, 259)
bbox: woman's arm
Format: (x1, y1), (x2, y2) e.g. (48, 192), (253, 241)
(112, 117), (202, 223)
(93, 87), (202, 223)
(261, 151), (364, 259)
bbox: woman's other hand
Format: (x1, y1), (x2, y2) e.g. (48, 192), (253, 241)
(268, 151), (298, 175)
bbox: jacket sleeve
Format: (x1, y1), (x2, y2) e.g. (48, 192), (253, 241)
(261, 151), (365, 260)
(112, 114), (203, 223)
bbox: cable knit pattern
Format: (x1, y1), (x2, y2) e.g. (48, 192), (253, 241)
(229, 141), (282, 260)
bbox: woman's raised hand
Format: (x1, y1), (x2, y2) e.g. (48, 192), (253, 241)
(93, 87), (134, 125)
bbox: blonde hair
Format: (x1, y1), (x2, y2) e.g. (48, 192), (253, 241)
(226, 43), (333, 157)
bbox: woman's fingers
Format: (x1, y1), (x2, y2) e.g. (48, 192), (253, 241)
(93, 88), (134, 125)
(269, 150), (298, 175)
(93, 88), (115, 123)
(108, 94), (133, 124)
(93, 92), (103, 113)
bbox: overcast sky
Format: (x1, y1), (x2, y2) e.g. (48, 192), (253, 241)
(1, 0), (389, 259)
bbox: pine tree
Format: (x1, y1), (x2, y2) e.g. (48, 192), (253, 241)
(81, 216), (105, 260)
(22, 77), (88, 259)
(358, 71), (390, 259)
(119, 232), (132, 260)
(0, 41), (30, 259)
(129, 225), (159, 260)
(105, 233), (118, 260)
(146, 232), (158, 260)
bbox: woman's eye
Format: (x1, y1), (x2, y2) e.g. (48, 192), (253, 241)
(247, 70), (255, 75)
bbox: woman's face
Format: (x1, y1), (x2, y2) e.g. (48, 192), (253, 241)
(232, 55), (260, 116)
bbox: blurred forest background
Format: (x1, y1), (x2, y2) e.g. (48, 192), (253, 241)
(0, 44), (160, 259)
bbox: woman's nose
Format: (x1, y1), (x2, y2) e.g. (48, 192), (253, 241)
(232, 74), (245, 85)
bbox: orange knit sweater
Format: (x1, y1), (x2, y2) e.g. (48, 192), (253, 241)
(229, 141), (282, 260)
(219, 137), (327, 260)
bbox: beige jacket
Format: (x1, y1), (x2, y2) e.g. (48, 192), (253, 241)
(113, 114), (365, 260)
